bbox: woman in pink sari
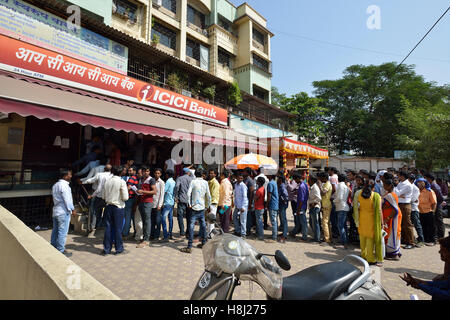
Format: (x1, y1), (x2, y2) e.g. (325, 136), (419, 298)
(382, 179), (402, 260)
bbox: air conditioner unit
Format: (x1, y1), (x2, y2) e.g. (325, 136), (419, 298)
(153, 0), (162, 7)
(0, 112), (9, 120)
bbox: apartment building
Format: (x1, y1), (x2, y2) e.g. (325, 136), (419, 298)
(67, 0), (273, 103)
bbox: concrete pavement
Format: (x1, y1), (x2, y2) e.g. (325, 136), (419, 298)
(36, 211), (449, 300)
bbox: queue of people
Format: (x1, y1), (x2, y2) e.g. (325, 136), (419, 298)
(53, 155), (448, 265)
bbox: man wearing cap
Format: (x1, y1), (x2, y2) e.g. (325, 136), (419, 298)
(174, 167), (195, 238)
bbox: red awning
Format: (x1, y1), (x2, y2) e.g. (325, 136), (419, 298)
(0, 97), (262, 150)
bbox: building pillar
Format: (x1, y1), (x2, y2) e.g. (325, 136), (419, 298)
(177, 0), (187, 61)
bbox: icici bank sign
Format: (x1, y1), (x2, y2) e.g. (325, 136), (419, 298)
(0, 35), (228, 126)
(138, 85), (219, 120)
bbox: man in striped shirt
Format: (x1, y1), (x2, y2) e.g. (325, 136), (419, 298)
(123, 166), (139, 238)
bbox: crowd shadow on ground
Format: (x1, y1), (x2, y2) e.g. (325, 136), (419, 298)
(383, 267), (440, 281)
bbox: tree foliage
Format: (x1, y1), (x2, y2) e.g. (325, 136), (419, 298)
(274, 63), (449, 168)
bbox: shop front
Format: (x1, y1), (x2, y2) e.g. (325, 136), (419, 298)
(0, 35), (265, 227)
(280, 138), (329, 174)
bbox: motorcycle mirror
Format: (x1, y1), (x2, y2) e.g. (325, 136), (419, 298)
(275, 250), (291, 271)
(206, 213), (216, 224)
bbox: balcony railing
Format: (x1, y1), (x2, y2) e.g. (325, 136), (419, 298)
(252, 39), (265, 53)
(186, 21), (209, 37)
(152, 0), (179, 21)
(185, 56), (200, 67)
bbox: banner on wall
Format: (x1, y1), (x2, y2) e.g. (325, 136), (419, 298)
(0, 35), (228, 125)
(0, 0), (128, 74)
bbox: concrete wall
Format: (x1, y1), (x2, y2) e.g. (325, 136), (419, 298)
(325, 157), (410, 173)
(216, 0), (236, 22)
(68, 0), (113, 25)
(0, 206), (119, 300)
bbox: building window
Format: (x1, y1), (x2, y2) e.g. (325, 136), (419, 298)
(162, 0), (176, 13)
(218, 48), (231, 68)
(218, 15), (231, 32)
(252, 28), (265, 46)
(152, 22), (177, 50)
(253, 85), (268, 101)
(113, 0), (138, 23)
(252, 53), (270, 73)
(186, 38), (200, 61)
(187, 5), (206, 29)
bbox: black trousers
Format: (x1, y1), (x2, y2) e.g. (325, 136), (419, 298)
(434, 205), (445, 239)
(419, 212), (436, 243)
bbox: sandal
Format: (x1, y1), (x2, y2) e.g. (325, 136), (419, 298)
(180, 247), (192, 254)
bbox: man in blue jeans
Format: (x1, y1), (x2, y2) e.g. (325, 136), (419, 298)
(308, 174), (322, 243)
(290, 173), (309, 241)
(333, 174), (350, 249)
(180, 169), (211, 254)
(233, 172), (249, 239)
(174, 168), (194, 238)
(51, 169), (77, 257)
(161, 169), (176, 241)
(277, 175), (289, 243)
(122, 166), (139, 238)
(136, 166), (156, 248)
(409, 174), (424, 246)
(265, 173), (279, 243)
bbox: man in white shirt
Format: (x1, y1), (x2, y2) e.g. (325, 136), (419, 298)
(180, 169), (211, 254)
(328, 167), (339, 238)
(102, 166), (129, 255)
(83, 164), (113, 232)
(151, 168), (165, 241)
(164, 158), (178, 173)
(395, 171), (415, 249)
(51, 169), (77, 256)
(409, 174), (424, 246)
(333, 174), (350, 249)
(308, 174), (322, 243)
(255, 167), (270, 229)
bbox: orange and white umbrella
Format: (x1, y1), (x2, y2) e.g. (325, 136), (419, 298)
(224, 154), (278, 171)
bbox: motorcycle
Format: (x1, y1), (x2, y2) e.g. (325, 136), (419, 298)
(190, 214), (391, 300)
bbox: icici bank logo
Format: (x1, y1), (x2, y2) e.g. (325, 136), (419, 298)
(137, 84), (154, 102)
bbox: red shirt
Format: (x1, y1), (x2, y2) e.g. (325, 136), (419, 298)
(254, 186), (265, 210)
(139, 177), (155, 203)
(126, 175), (139, 197)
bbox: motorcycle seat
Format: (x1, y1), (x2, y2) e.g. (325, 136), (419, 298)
(281, 261), (361, 300)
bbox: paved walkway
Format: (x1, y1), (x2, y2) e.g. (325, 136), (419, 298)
(37, 210), (449, 300)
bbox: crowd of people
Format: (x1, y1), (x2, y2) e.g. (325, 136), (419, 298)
(47, 146), (450, 299)
(51, 151), (449, 265)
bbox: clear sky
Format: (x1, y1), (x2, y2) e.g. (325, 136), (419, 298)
(229, 0), (450, 96)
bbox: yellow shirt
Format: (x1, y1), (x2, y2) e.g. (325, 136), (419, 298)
(358, 193), (375, 238)
(208, 178), (220, 205)
(218, 178), (233, 207)
(320, 181), (332, 209)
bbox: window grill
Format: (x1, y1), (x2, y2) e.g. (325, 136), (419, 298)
(187, 5), (206, 29)
(152, 22), (177, 50)
(252, 53), (271, 73)
(127, 55), (166, 86)
(218, 48), (231, 68)
(186, 38), (200, 61)
(113, 0), (139, 23)
(162, 0), (177, 13)
(252, 28), (265, 46)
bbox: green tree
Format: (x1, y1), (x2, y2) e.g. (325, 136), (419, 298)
(271, 86), (287, 107)
(313, 62), (447, 157)
(278, 92), (327, 144)
(396, 93), (450, 171)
